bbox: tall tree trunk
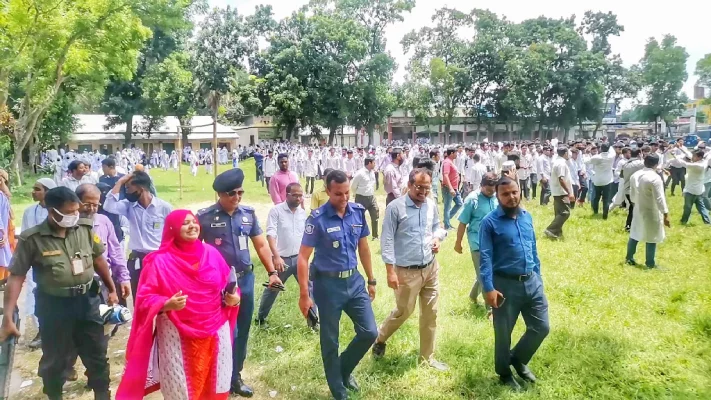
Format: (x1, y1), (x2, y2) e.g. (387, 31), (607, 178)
(123, 115), (134, 148)
(328, 125), (336, 146)
(29, 135), (38, 174)
(366, 124), (374, 147)
(476, 121), (481, 143)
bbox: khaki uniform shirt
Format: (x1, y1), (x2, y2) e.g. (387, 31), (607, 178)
(10, 218), (105, 292)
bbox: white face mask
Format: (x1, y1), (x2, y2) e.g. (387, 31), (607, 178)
(53, 208), (80, 228)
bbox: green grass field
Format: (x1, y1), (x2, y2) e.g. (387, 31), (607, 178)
(9, 161), (711, 399)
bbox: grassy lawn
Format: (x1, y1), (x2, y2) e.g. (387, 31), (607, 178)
(9, 161), (711, 399)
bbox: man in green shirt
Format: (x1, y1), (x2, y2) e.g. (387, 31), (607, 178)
(454, 173), (499, 315)
(0, 187), (118, 400)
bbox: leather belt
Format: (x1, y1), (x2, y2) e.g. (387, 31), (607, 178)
(313, 269), (356, 279)
(40, 281), (92, 297)
(399, 259), (434, 270)
(233, 265), (254, 279)
(494, 271), (533, 282)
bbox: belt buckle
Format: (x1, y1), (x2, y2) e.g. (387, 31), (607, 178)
(518, 275), (526, 281)
(70, 285), (84, 296)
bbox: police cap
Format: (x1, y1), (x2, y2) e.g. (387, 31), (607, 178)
(213, 168), (245, 193)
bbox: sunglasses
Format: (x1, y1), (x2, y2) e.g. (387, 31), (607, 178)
(227, 189), (245, 197)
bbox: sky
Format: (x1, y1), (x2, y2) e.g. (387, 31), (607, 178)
(208, 0), (711, 106)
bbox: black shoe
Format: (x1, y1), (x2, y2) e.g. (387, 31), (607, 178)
(511, 358), (537, 383)
(344, 375), (360, 392)
(28, 332), (42, 350)
(625, 259), (637, 266)
(499, 374), (522, 391)
(48, 396), (63, 400)
(230, 379), (254, 397)
(372, 342), (386, 359)
(254, 318), (266, 326)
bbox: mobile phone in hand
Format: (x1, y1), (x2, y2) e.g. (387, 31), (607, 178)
(497, 295), (506, 308)
(225, 267), (237, 294)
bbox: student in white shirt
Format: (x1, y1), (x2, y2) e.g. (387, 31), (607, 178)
(589, 142), (617, 219)
(303, 150), (318, 195)
(351, 157), (379, 239)
(263, 150), (278, 190)
(545, 146), (575, 239)
(676, 147), (711, 225)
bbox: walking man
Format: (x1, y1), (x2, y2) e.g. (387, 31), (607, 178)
(373, 168), (448, 370)
(269, 153), (299, 205)
(454, 172), (499, 315)
(626, 154), (670, 268)
(544, 146), (575, 239)
(257, 183), (317, 328)
(590, 142), (617, 219)
(297, 170), (378, 400)
(351, 157), (379, 240)
(198, 168), (283, 397)
(536, 147), (552, 205)
(442, 148), (463, 229)
(479, 177), (550, 391)
(384, 149), (405, 206)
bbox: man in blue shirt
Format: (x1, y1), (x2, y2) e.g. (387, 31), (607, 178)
(253, 149), (265, 186)
(373, 168), (448, 370)
(454, 172), (499, 313)
(479, 176), (550, 391)
(198, 168), (282, 398)
(297, 170), (378, 400)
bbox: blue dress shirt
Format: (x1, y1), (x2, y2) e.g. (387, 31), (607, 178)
(380, 195), (446, 266)
(478, 207), (541, 292)
(198, 203), (262, 273)
(302, 201), (369, 272)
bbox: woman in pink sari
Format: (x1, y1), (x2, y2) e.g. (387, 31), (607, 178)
(117, 209), (240, 399)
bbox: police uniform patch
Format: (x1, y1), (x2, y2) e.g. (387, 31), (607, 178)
(305, 224), (314, 234)
(242, 216), (249, 222)
(93, 234), (101, 244)
(333, 241), (340, 248)
(215, 238), (222, 246)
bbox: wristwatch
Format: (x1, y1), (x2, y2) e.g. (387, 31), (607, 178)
(268, 270), (279, 277)
(367, 279), (377, 286)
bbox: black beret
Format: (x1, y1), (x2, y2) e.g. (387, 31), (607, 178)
(213, 168), (244, 193)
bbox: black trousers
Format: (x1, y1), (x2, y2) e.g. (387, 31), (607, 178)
(36, 290), (109, 397)
(577, 175), (588, 203)
(670, 167), (686, 195)
(375, 172), (380, 191)
(305, 176), (316, 194)
(126, 251), (150, 306)
(539, 181), (551, 205)
(265, 176), (271, 191)
(592, 183), (612, 219)
(530, 174), (538, 199)
(355, 194), (379, 238)
(625, 194), (634, 230)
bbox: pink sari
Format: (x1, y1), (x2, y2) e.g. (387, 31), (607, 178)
(117, 210), (239, 399)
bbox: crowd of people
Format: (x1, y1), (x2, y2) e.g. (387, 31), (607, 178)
(0, 133), (708, 400)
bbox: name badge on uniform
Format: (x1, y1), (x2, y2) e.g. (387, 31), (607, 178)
(211, 222), (227, 228)
(239, 235), (248, 250)
(42, 250), (62, 257)
(326, 226), (341, 233)
(72, 258), (84, 276)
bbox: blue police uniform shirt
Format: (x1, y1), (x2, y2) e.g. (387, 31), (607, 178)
(478, 207), (541, 293)
(197, 203), (262, 273)
(302, 201), (369, 272)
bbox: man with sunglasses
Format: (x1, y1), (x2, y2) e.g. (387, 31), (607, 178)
(198, 168), (283, 398)
(373, 168), (448, 370)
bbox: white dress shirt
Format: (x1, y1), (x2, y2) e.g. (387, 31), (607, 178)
(303, 156), (318, 177)
(263, 156), (278, 177)
(550, 156), (573, 196)
(351, 167), (376, 196)
(590, 150), (617, 186)
(678, 148), (707, 196)
(266, 201), (307, 258)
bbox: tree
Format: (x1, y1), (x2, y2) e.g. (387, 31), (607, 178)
(0, 0), (179, 184)
(142, 52), (199, 141)
(401, 7), (472, 144)
(639, 35), (689, 134)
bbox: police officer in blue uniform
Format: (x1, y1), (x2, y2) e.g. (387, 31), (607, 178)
(297, 170), (378, 400)
(197, 168), (283, 397)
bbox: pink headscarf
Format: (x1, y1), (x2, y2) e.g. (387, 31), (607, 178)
(117, 210), (239, 399)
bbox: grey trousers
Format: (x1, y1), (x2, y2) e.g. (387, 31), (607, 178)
(257, 255), (317, 322)
(469, 251), (490, 311)
(492, 273), (550, 377)
(546, 195), (571, 236)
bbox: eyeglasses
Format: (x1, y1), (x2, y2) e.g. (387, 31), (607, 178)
(227, 189), (245, 197)
(414, 185), (432, 193)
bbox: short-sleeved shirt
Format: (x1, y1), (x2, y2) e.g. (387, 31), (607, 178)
(550, 156), (573, 196)
(442, 158), (459, 189)
(10, 218), (105, 290)
(197, 203), (262, 273)
(302, 201), (369, 272)
(457, 191), (498, 251)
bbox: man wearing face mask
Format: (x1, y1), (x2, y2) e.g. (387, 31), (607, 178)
(103, 171), (172, 305)
(479, 177), (549, 391)
(0, 187), (118, 400)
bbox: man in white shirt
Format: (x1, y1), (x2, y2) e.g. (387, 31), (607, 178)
(351, 157), (379, 239)
(666, 139), (687, 196)
(257, 182), (317, 328)
(324, 148), (342, 171)
(700, 142), (711, 211)
(536, 147), (553, 205)
(60, 160), (97, 190)
(518, 146), (532, 200)
(467, 154), (487, 193)
(677, 147), (711, 225)
(303, 149), (318, 195)
(544, 146), (575, 239)
(263, 150), (278, 190)
(530, 145), (540, 200)
(589, 142), (617, 219)
(620, 148), (645, 232)
(343, 150), (357, 179)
